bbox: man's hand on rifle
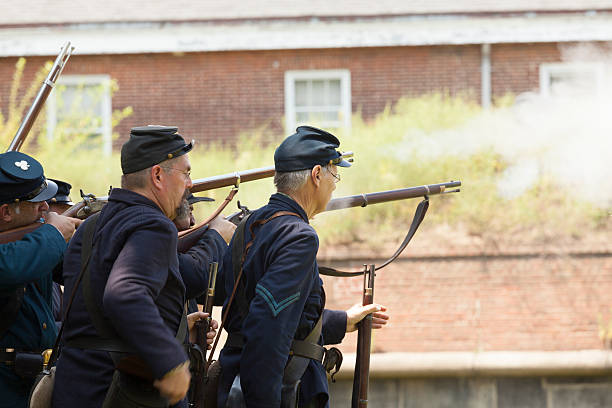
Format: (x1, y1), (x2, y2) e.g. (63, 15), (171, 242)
(345, 303), (389, 332)
(44, 211), (82, 242)
(209, 215), (236, 244)
(187, 311), (219, 348)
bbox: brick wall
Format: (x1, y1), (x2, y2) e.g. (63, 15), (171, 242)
(321, 243), (612, 354)
(0, 43), (566, 148)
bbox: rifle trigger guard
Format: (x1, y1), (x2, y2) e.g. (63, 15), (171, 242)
(361, 194), (368, 207)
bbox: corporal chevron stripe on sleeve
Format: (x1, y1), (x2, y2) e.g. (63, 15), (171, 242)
(255, 283), (301, 317)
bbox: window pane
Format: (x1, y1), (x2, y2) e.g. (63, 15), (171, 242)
(307, 110), (340, 123)
(56, 83), (104, 130)
(550, 72), (596, 96)
(328, 80), (341, 105)
(311, 80), (325, 105)
(295, 80), (308, 107)
(296, 112), (310, 122)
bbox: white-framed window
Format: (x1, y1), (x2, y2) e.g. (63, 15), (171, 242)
(284, 70), (351, 134)
(539, 63), (604, 97)
(46, 75), (112, 154)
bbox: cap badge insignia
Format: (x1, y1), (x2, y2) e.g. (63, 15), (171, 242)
(14, 160), (30, 171)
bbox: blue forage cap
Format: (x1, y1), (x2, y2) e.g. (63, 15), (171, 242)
(46, 178), (73, 205)
(274, 126), (352, 172)
(121, 125), (194, 174)
(0, 151), (57, 205)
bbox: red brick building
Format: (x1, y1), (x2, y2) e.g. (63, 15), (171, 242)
(1, 1), (612, 152)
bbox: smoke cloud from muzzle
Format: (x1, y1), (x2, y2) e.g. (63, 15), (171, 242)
(394, 46), (612, 209)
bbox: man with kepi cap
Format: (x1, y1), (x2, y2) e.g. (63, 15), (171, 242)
(52, 126), (227, 407)
(217, 126), (389, 408)
(0, 151), (81, 408)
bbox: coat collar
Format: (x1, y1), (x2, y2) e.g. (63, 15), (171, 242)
(268, 193), (309, 224)
(108, 188), (164, 213)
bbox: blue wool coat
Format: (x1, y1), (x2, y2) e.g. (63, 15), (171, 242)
(217, 193), (346, 408)
(0, 224), (66, 408)
(52, 188), (225, 408)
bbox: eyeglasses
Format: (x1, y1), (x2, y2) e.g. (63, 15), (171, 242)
(326, 167), (341, 183)
(161, 166), (191, 179)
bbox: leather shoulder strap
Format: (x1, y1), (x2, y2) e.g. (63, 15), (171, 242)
(48, 212), (101, 366)
(318, 198), (429, 276)
(76, 215), (186, 353)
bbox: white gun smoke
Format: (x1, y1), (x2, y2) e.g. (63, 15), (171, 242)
(394, 45), (612, 209)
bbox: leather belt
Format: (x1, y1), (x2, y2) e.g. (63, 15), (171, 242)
(0, 349), (17, 364)
(225, 333), (325, 363)
(0, 348), (48, 364)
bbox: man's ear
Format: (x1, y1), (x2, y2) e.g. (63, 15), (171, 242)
(0, 204), (13, 223)
(150, 165), (164, 190)
(311, 165), (322, 188)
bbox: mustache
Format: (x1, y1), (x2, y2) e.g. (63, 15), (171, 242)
(181, 189), (190, 202)
(174, 189), (191, 219)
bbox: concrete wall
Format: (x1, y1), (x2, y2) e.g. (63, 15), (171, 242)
(329, 375), (612, 407)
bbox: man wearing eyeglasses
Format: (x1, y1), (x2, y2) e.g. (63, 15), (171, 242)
(217, 126), (389, 408)
(53, 126), (214, 408)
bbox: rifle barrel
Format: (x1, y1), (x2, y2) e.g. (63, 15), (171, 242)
(190, 166), (275, 193)
(326, 181), (461, 212)
(7, 42), (74, 152)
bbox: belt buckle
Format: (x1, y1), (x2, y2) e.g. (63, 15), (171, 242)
(41, 349), (52, 370)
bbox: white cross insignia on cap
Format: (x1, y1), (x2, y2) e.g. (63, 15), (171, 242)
(14, 160), (30, 171)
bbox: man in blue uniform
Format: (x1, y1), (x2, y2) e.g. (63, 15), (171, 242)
(46, 178), (75, 328)
(52, 126), (213, 407)
(0, 152), (81, 408)
(172, 193), (235, 315)
(217, 126), (389, 408)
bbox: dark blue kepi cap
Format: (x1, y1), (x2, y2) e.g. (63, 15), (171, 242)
(121, 126), (194, 174)
(274, 126), (352, 172)
(47, 178), (73, 205)
(0, 151), (57, 205)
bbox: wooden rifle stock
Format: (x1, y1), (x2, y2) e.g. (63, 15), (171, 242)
(352, 264), (375, 408)
(7, 42), (74, 152)
(0, 222), (43, 245)
(191, 262), (219, 408)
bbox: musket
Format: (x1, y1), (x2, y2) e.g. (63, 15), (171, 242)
(6, 42), (74, 152)
(325, 181), (460, 211)
(190, 262), (219, 408)
(0, 192), (105, 245)
(188, 151), (353, 193)
(0, 179), (459, 245)
(352, 264), (375, 408)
